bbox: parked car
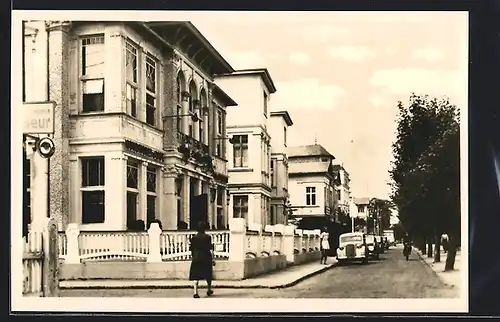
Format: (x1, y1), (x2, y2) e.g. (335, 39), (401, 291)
(365, 234), (380, 260)
(336, 232), (368, 265)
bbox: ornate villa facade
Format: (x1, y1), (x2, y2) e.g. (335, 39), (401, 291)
(23, 20), (238, 231)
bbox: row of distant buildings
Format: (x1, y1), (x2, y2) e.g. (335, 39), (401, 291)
(22, 20), (362, 232)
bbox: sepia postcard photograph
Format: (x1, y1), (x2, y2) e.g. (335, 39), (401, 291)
(11, 10), (468, 313)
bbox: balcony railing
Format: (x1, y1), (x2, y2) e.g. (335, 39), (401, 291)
(176, 132), (209, 155)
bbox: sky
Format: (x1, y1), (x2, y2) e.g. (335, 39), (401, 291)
(17, 10), (468, 201)
(178, 11), (468, 200)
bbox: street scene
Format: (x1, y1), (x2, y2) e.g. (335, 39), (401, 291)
(59, 245), (459, 298)
(15, 11), (466, 308)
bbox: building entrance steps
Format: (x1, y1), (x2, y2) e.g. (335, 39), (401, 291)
(59, 259), (338, 290)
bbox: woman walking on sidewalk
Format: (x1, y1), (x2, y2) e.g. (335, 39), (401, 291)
(189, 221), (215, 298)
(320, 226), (330, 264)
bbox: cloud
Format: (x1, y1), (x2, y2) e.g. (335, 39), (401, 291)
(328, 46), (377, 62)
(271, 79), (345, 111)
(289, 51), (310, 64)
(413, 47), (444, 62)
(225, 50), (268, 69)
(369, 68), (466, 106)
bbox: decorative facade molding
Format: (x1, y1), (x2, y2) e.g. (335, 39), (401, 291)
(46, 20), (72, 33)
(163, 164), (182, 177)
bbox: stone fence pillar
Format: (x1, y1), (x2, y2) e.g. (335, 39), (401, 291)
(229, 218), (246, 261)
(147, 223), (162, 263)
(65, 223), (80, 264)
(283, 224), (296, 263)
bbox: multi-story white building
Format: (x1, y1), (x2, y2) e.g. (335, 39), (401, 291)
(214, 68), (277, 230)
(332, 162), (351, 215)
(287, 144), (337, 226)
(354, 197), (370, 219)
(268, 111), (293, 225)
(22, 20), (238, 231)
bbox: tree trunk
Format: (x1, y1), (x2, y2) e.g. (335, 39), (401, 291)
(444, 234), (457, 271)
(427, 240), (433, 258)
(434, 233), (441, 263)
(420, 237), (427, 255)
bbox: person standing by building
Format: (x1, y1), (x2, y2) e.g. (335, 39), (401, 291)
(189, 221), (215, 298)
(320, 226), (330, 264)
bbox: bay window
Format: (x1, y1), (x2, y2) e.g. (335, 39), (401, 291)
(232, 135), (249, 168)
(81, 157), (105, 224)
(126, 159), (139, 229)
(233, 195), (248, 220)
(145, 55), (157, 127)
(146, 165), (157, 227)
(306, 186), (316, 206)
(125, 40), (138, 118)
(81, 35), (105, 112)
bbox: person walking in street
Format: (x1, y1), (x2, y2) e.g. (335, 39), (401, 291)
(189, 221), (215, 298)
(320, 226), (330, 264)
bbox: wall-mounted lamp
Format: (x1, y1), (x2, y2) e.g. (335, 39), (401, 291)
(213, 135), (238, 145)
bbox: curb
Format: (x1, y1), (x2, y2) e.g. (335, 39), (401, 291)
(60, 263), (336, 290)
(413, 246), (456, 289)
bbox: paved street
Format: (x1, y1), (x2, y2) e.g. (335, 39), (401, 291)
(60, 246), (457, 298)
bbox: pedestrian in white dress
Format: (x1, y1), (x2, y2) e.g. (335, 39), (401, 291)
(320, 227), (330, 264)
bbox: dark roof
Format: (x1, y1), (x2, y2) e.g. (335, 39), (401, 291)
(354, 197), (371, 205)
(141, 21), (234, 76)
(288, 162), (331, 175)
(215, 68), (277, 94)
(212, 84), (238, 107)
(270, 111), (293, 126)
(287, 144), (335, 159)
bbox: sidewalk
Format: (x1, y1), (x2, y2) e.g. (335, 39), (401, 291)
(414, 245), (462, 290)
(60, 259), (338, 290)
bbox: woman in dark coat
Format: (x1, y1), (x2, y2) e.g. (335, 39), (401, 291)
(190, 221), (215, 298)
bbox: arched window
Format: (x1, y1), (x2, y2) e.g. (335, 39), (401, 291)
(176, 72), (186, 133)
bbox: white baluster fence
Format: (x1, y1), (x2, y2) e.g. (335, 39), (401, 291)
(57, 220), (321, 264)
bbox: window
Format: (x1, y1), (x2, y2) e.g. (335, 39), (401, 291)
(284, 127), (287, 146)
(145, 56), (156, 126)
(233, 195), (248, 220)
(270, 160), (275, 187)
(263, 91), (268, 117)
(216, 187), (224, 229)
(336, 189), (341, 202)
(199, 119), (204, 144)
(125, 41), (138, 118)
(233, 135), (249, 168)
(126, 160), (139, 229)
(81, 35), (105, 112)
(357, 205), (365, 213)
(216, 109), (223, 157)
(175, 178), (183, 225)
(146, 166), (157, 227)
(270, 205), (275, 225)
(306, 187), (316, 206)
(81, 157), (105, 224)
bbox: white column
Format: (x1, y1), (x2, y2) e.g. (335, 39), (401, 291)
(161, 166), (178, 230)
(182, 174), (190, 225)
(147, 223), (162, 262)
(105, 29), (124, 113)
(68, 158), (78, 224)
(65, 223), (80, 264)
(203, 113), (209, 144)
(181, 94), (189, 135)
(28, 22), (49, 231)
(106, 154), (126, 230)
(140, 163), (148, 223)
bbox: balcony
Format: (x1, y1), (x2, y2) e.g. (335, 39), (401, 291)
(176, 132), (209, 155)
(69, 113), (163, 151)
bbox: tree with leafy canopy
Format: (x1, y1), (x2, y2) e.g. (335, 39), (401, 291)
(390, 93), (460, 269)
